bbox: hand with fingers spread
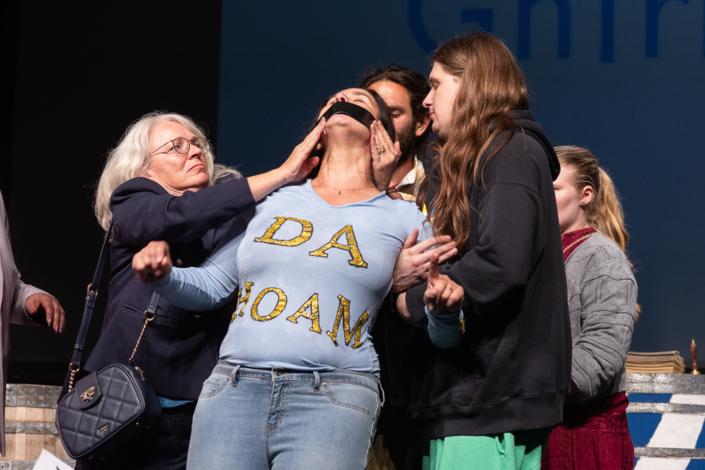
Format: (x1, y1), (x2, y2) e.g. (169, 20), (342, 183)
(247, 118), (326, 201)
(25, 293), (65, 333)
(392, 229), (458, 293)
(132, 241), (173, 282)
(423, 252), (464, 314)
(370, 120), (401, 190)
(280, 118), (326, 183)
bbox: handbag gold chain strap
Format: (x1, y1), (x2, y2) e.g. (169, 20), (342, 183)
(68, 292), (159, 391)
(67, 363), (80, 392)
(128, 309), (156, 379)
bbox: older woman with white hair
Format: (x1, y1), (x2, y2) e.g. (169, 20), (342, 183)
(75, 111), (325, 470)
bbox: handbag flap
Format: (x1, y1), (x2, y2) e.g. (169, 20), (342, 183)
(75, 372), (102, 410)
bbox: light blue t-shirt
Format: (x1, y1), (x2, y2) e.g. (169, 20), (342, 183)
(158, 180), (430, 375)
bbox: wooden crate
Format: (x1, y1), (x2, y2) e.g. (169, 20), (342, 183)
(1, 384), (72, 468)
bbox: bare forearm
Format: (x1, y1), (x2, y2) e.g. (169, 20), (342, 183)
(246, 168), (290, 202)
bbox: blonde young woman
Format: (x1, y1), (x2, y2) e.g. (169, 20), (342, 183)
(393, 32), (571, 469)
(77, 111), (323, 470)
(543, 146), (638, 470)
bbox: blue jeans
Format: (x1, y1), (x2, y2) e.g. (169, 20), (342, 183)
(187, 363), (382, 470)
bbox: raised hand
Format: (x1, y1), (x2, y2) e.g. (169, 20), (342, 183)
(132, 241), (173, 282)
(392, 229), (458, 293)
(370, 120), (401, 190)
(279, 118), (326, 183)
(246, 118), (326, 202)
(423, 252), (464, 313)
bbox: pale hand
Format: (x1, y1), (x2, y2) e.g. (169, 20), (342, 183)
(279, 118), (326, 184)
(370, 120), (401, 190)
(424, 252), (464, 313)
(392, 229), (458, 293)
(132, 241), (173, 282)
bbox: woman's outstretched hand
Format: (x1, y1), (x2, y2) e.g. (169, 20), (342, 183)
(370, 120), (401, 190)
(247, 118), (326, 201)
(392, 229), (458, 293)
(132, 241), (173, 282)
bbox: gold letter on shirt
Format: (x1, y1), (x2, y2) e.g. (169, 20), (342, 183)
(254, 216), (313, 247)
(286, 293), (322, 333)
(251, 287), (287, 321)
(231, 281), (254, 322)
(309, 225), (368, 268)
(326, 294), (369, 349)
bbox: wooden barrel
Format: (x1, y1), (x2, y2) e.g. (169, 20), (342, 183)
(2, 383), (73, 469)
(628, 372), (705, 469)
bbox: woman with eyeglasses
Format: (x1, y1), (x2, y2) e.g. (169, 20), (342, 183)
(75, 111), (325, 470)
(131, 88), (460, 470)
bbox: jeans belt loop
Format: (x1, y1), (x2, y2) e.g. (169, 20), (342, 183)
(378, 381), (386, 407)
(313, 370), (321, 391)
(229, 364), (241, 386)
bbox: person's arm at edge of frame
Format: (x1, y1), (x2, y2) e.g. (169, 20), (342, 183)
(0, 193), (65, 333)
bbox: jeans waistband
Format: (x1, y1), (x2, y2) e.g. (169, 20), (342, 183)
(212, 362), (381, 394)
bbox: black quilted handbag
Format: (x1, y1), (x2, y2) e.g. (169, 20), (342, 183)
(56, 228), (162, 459)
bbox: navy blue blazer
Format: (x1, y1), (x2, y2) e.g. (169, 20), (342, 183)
(85, 176), (254, 399)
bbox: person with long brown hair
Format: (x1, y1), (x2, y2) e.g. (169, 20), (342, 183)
(542, 146), (638, 470)
(393, 32), (571, 469)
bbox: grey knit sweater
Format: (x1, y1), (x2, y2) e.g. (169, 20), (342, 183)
(565, 231), (638, 403)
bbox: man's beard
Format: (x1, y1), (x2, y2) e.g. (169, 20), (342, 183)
(398, 120), (416, 162)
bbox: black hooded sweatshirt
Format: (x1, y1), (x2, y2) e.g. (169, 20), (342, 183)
(406, 110), (571, 438)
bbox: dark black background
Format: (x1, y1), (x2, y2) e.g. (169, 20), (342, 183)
(2, 1), (223, 384)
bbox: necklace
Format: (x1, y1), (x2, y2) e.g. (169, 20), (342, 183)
(562, 233), (593, 255)
(314, 180), (377, 196)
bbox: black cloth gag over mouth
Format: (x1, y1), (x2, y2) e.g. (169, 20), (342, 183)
(320, 101), (375, 128)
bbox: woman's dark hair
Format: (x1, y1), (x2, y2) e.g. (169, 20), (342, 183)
(367, 89), (396, 142)
(360, 64), (430, 125)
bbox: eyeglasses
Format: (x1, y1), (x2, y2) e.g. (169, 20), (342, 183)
(151, 136), (210, 156)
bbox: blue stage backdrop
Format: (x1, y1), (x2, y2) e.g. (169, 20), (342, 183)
(217, 0), (705, 359)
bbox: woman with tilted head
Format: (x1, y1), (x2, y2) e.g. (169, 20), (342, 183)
(132, 89), (457, 470)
